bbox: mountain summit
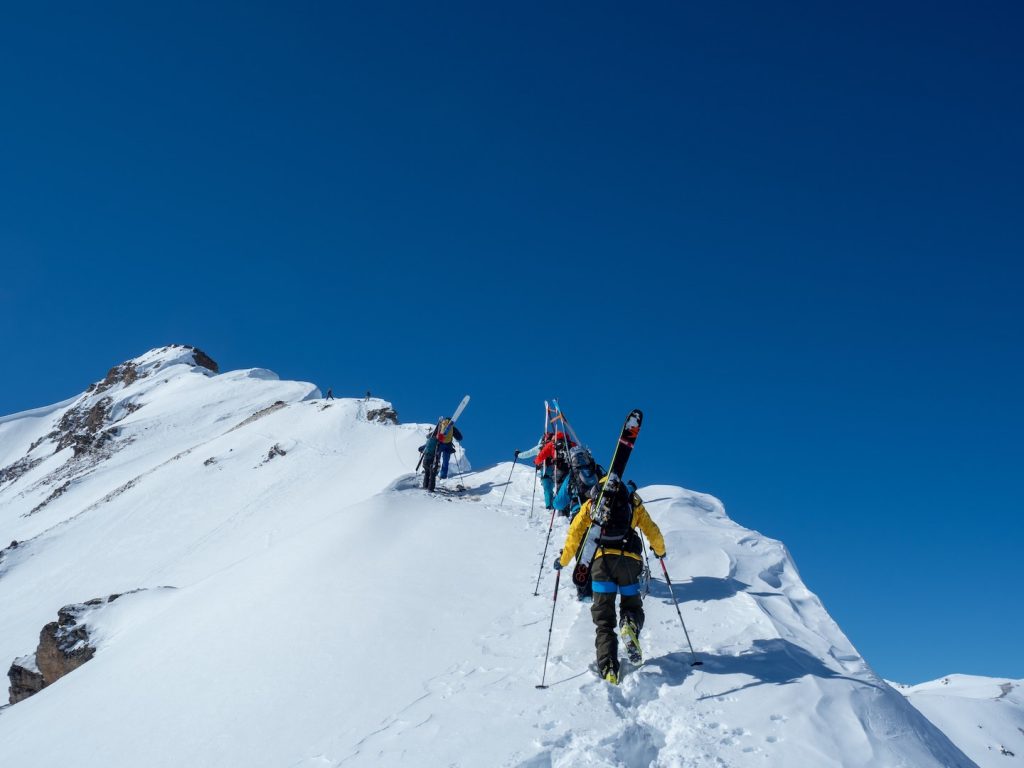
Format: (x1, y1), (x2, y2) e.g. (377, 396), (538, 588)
(0, 348), (1012, 767)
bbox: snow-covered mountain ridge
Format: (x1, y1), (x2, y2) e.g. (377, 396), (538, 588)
(0, 347), (1018, 767)
(890, 676), (1024, 766)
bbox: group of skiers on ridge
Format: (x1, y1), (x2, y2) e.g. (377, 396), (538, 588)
(411, 401), (666, 686)
(515, 428), (666, 685)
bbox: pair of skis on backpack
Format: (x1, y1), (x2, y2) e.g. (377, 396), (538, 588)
(418, 395), (470, 491)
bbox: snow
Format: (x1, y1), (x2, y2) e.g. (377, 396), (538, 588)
(12, 654), (39, 675)
(891, 675), (1024, 767)
(0, 396), (78, 469)
(0, 347), (1006, 766)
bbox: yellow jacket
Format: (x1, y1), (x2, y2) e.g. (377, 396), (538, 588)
(558, 497), (666, 568)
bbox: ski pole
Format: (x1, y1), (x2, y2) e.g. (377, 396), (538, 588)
(536, 567), (561, 689)
(454, 450), (467, 488)
(500, 450), (519, 506)
(629, 482), (652, 597)
(528, 467), (538, 520)
(659, 558), (703, 666)
(533, 506), (558, 596)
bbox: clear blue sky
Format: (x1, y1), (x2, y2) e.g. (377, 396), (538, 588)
(1, 2), (1021, 684)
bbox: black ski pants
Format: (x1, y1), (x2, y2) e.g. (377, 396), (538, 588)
(590, 554), (644, 669)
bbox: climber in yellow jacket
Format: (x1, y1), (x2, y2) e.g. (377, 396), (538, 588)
(555, 476), (666, 684)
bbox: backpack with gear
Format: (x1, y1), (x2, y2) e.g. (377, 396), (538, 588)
(589, 477), (641, 552)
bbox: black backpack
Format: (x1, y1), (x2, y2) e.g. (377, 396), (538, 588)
(590, 479), (641, 553)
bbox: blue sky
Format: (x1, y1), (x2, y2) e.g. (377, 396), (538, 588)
(1, 2), (1021, 683)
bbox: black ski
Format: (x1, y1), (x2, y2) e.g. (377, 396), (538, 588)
(608, 409), (642, 482)
(572, 409), (643, 589)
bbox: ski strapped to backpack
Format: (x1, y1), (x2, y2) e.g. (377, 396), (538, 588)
(549, 398), (582, 445)
(418, 395), (470, 488)
(549, 400), (574, 469)
(571, 409), (643, 588)
(549, 399), (590, 510)
(451, 395), (471, 424)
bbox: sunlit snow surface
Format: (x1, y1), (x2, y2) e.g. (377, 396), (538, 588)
(0, 348), (996, 766)
(891, 675), (1024, 767)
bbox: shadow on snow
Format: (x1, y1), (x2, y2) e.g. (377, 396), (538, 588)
(639, 638), (883, 699)
(646, 575), (750, 603)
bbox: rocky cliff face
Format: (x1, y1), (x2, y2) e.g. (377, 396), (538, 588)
(7, 595), (120, 705)
(364, 398), (398, 424)
(7, 656), (43, 704)
(0, 345), (220, 515)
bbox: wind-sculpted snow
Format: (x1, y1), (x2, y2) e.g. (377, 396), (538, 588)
(0, 349), (981, 766)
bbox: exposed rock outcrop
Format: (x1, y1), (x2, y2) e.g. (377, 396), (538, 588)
(52, 396), (116, 458)
(86, 362), (139, 397)
(231, 401), (287, 432)
(185, 345), (219, 374)
(0, 344), (222, 512)
(6, 594), (122, 705)
(0, 456), (43, 489)
(28, 480), (71, 516)
(365, 405), (399, 424)
(7, 656), (43, 704)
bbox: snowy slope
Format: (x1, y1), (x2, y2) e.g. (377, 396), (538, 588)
(891, 675), (1024, 766)
(0, 348), (980, 767)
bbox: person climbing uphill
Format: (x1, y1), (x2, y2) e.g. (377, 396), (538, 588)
(418, 416), (463, 491)
(522, 432), (556, 509)
(435, 417), (462, 479)
(551, 432), (575, 512)
(554, 475), (665, 684)
(552, 446), (604, 600)
(535, 431), (575, 513)
(553, 446), (602, 521)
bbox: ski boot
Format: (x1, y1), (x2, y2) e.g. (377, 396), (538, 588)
(599, 658), (619, 686)
(620, 618), (643, 665)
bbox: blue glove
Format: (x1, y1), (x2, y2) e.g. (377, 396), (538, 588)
(552, 558), (563, 571)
